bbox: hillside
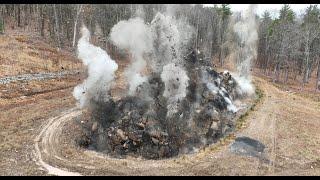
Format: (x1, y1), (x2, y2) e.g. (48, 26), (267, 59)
(0, 33), (82, 77)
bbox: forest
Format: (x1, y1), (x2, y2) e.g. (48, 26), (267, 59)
(1, 4), (320, 176)
(0, 4), (319, 89)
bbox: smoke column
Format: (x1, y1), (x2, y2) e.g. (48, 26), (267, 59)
(233, 5), (258, 95)
(134, 4), (145, 19)
(73, 26), (118, 108)
(161, 63), (189, 116)
(150, 12), (194, 71)
(110, 10), (194, 106)
(149, 12), (194, 117)
(110, 17), (153, 95)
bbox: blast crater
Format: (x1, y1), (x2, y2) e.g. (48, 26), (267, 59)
(76, 50), (253, 160)
(74, 11), (256, 160)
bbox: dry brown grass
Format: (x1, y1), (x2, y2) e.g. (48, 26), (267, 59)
(0, 34), (82, 77)
(0, 32), (319, 175)
(0, 32), (83, 175)
(0, 76), (81, 100)
(253, 70), (320, 104)
(0, 87), (76, 175)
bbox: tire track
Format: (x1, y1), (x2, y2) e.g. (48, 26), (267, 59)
(33, 108), (82, 176)
(32, 77), (320, 175)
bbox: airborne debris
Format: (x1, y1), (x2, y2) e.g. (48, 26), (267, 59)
(78, 48), (248, 159)
(75, 13), (253, 160)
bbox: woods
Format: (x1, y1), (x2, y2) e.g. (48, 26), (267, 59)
(0, 4), (319, 90)
(257, 5), (320, 89)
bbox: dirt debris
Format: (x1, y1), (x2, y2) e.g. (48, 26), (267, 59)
(78, 50), (251, 159)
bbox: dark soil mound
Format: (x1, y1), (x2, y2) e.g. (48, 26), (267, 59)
(78, 50), (246, 159)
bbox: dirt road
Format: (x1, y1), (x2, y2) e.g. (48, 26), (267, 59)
(0, 71), (80, 85)
(28, 76), (320, 176)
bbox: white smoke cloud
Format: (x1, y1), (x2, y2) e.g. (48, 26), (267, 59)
(223, 95), (238, 113)
(109, 11), (194, 105)
(110, 17), (153, 95)
(233, 5), (258, 95)
(73, 26), (118, 108)
(150, 12), (194, 71)
(206, 82), (219, 95)
(164, 4), (178, 17)
(134, 5), (145, 19)
(148, 12), (194, 117)
(161, 63), (189, 116)
(204, 71), (238, 113)
(233, 74), (255, 96)
(161, 63), (189, 100)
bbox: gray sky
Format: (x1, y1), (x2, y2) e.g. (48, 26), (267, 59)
(202, 4), (318, 18)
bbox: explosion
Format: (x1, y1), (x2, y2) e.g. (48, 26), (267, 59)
(74, 10), (256, 159)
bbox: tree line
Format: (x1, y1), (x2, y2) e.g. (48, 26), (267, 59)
(0, 4), (319, 90)
(257, 4), (320, 90)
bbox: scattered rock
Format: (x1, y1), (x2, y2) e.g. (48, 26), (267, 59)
(210, 121), (219, 131)
(91, 122), (98, 132)
(79, 49), (246, 159)
(151, 137), (159, 145)
(116, 129), (127, 141)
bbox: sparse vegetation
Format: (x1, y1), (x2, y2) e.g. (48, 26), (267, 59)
(236, 87), (264, 130)
(0, 35), (82, 77)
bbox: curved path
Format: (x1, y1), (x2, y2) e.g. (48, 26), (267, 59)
(33, 77), (320, 175)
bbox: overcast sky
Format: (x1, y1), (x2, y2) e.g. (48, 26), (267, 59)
(202, 4), (318, 18)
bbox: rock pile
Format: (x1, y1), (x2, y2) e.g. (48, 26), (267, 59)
(78, 49), (246, 159)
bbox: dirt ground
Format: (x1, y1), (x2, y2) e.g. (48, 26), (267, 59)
(0, 33), (319, 176)
(0, 74), (319, 176)
(0, 33), (82, 77)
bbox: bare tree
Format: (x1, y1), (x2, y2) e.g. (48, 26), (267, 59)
(53, 4), (61, 49)
(301, 5), (320, 86)
(317, 58), (320, 90)
(72, 4), (82, 47)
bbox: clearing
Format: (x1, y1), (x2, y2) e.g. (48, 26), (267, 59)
(0, 33), (319, 176)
